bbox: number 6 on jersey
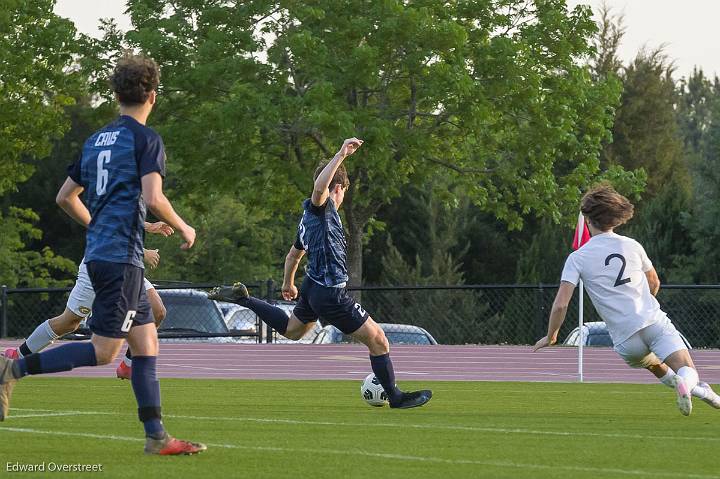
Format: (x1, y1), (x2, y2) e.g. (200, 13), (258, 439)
(96, 150), (111, 195)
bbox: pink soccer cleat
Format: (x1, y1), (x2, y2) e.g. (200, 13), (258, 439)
(674, 375), (693, 416)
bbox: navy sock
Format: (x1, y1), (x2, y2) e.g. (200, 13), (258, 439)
(369, 353), (402, 403)
(125, 348), (133, 361)
(131, 356), (165, 438)
(14, 342), (97, 377)
(240, 297), (289, 334)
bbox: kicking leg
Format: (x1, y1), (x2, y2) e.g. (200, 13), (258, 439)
(351, 317), (432, 409)
(284, 315), (317, 341)
(209, 283), (292, 337)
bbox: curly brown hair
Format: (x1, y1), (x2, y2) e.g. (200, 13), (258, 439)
(581, 183), (634, 231)
(313, 161), (350, 191)
(110, 53), (160, 105)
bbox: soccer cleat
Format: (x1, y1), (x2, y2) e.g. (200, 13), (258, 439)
(673, 375), (693, 416)
(116, 361), (131, 380)
(696, 382), (720, 409)
(2, 348), (19, 360)
(144, 434), (207, 455)
(389, 390), (433, 409)
(207, 282), (249, 304)
(0, 356), (18, 421)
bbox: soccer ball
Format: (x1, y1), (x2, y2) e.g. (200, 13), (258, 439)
(360, 373), (388, 407)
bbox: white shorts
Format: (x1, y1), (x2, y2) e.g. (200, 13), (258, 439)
(66, 260), (154, 318)
(613, 315), (687, 368)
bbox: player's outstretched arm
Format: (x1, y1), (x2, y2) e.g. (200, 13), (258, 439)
(311, 137), (363, 207)
(533, 281), (575, 351)
(141, 172), (195, 249)
(282, 246), (306, 300)
(56, 177), (91, 228)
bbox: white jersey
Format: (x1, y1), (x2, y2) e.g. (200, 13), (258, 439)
(561, 232), (666, 344)
(67, 258), (154, 318)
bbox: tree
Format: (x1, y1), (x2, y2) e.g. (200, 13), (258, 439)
(602, 48), (686, 196)
(0, 0), (80, 286)
(0, 0), (79, 195)
(143, 194), (294, 284)
(86, 0), (628, 286)
(676, 69), (720, 154)
(683, 96), (720, 282)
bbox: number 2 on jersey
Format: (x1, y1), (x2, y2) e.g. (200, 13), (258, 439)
(96, 150), (111, 195)
(605, 253), (631, 287)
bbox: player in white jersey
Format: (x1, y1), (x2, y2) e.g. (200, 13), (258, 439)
(3, 222), (172, 380)
(533, 184), (720, 416)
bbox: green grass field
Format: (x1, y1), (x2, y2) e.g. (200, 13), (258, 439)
(1, 378), (718, 479)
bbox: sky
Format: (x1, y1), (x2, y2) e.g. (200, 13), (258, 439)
(54, 0), (720, 79)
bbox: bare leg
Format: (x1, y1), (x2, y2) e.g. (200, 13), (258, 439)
(123, 289), (166, 367)
(283, 315), (317, 341)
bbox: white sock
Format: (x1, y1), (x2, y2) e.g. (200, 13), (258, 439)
(123, 355), (132, 367)
(677, 366), (699, 392)
(659, 369), (676, 388)
(692, 384), (709, 399)
(25, 320), (60, 354)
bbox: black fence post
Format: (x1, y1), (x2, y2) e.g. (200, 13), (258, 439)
(1, 285), (7, 338)
(265, 279), (275, 343)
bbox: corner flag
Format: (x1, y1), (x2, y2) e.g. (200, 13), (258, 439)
(572, 211), (589, 382)
(572, 213), (590, 250)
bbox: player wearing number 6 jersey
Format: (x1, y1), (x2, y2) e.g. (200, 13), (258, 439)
(534, 184), (720, 416)
(209, 138), (432, 409)
(0, 54), (204, 454)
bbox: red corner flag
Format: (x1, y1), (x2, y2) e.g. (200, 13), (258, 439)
(572, 212), (590, 250)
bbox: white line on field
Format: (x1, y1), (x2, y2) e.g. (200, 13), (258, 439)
(8, 411), (107, 419)
(9, 407), (720, 444)
(163, 414), (720, 444)
(0, 426), (715, 479)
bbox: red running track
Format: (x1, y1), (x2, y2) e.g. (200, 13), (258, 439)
(2, 341), (720, 383)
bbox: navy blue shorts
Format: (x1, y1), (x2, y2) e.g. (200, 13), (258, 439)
(293, 277), (369, 334)
(85, 261), (152, 338)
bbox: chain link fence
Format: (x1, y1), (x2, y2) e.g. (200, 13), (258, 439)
(0, 282), (276, 344)
(2, 283), (719, 348)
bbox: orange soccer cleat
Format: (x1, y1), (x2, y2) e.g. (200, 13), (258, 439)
(116, 361), (132, 380)
(144, 435), (207, 455)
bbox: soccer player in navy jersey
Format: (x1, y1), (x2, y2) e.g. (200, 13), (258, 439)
(210, 138), (432, 409)
(0, 55), (205, 454)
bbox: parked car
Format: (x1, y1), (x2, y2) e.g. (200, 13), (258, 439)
(313, 323), (438, 345)
(157, 289), (258, 343)
(216, 302), (258, 331)
(563, 321), (692, 348)
(215, 300), (320, 343)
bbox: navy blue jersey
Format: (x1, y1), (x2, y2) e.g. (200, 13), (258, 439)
(68, 115), (166, 268)
(294, 198), (348, 287)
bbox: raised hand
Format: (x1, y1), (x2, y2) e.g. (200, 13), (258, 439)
(338, 137), (363, 158)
